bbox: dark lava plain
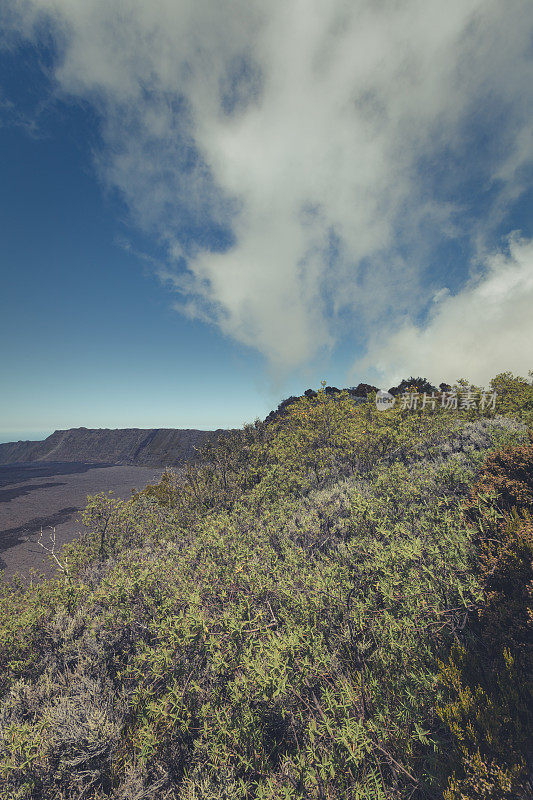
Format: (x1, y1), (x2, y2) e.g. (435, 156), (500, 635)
(0, 462), (165, 583)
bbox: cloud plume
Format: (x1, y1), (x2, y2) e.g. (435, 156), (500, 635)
(4, 0), (533, 376)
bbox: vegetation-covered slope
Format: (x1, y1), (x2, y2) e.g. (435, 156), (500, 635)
(0, 372), (532, 799)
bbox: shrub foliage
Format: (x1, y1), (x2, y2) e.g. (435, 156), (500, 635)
(0, 372), (531, 799)
(436, 437), (533, 799)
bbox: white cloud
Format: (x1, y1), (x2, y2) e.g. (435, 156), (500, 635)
(352, 234), (533, 388)
(5, 0), (533, 374)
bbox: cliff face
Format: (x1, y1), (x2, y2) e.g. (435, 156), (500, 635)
(0, 427), (227, 467)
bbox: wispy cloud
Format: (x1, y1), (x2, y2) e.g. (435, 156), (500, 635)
(5, 0), (533, 378)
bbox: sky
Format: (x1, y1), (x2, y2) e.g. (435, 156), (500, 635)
(1, 0), (532, 440)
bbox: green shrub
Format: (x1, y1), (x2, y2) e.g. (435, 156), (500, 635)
(489, 371), (533, 421)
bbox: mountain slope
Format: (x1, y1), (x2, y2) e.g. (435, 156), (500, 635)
(0, 427), (227, 467)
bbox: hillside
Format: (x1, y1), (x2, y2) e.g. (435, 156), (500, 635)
(0, 372), (531, 800)
(0, 427), (228, 467)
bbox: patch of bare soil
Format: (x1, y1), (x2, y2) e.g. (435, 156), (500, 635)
(0, 462), (164, 583)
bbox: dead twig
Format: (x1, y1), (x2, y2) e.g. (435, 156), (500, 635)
(37, 526), (70, 577)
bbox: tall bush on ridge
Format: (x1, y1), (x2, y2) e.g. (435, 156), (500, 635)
(489, 371), (533, 419)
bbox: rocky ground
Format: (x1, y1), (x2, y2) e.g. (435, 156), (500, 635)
(0, 462), (165, 583)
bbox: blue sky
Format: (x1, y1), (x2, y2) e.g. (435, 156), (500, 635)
(1, 1), (532, 441)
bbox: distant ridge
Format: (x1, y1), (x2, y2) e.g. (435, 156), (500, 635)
(0, 427), (228, 467)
